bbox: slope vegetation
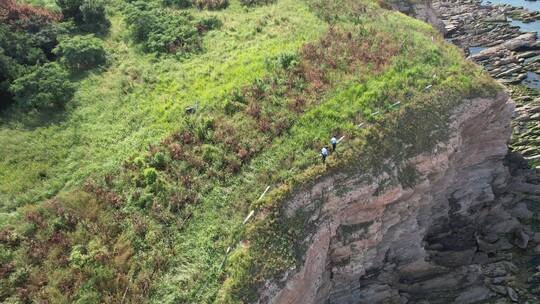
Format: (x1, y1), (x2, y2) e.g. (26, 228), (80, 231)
(0, 0), (499, 303)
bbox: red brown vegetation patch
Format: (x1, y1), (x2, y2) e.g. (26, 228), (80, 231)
(0, 0), (60, 29)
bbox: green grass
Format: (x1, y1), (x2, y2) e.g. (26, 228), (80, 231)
(0, 0), (326, 210)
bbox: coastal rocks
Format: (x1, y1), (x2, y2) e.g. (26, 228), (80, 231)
(513, 228), (530, 248)
(468, 33), (540, 84)
(509, 88), (540, 167)
(470, 33), (538, 59)
(432, 0), (540, 87)
(507, 287), (519, 302)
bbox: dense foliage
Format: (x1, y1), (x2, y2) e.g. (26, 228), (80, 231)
(57, 0), (110, 34)
(193, 0), (229, 10)
(0, 0), (62, 108)
(239, 0), (276, 6)
(54, 35), (108, 71)
(9, 62), (75, 109)
(124, 1), (222, 55)
(0, 0), (111, 112)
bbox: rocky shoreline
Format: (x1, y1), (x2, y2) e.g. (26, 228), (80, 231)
(431, 0), (540, 302)
(427, 0), (540, 167)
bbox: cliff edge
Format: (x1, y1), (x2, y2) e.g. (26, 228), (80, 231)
(260, 91), (540, 303)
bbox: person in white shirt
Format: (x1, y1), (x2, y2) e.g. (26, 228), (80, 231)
(321, 147), (329, 163)
(331, 136), (337, 152)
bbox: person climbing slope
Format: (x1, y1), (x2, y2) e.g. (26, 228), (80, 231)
(331, 136), (337, 152)
(321, 147), (329, 163)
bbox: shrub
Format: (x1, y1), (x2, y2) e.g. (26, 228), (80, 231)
(145, 15), (201, 54)
(56, 0), (110, 34)
(54, 35), (107, 72)
(239, 0), (275, 6)
(125, 2), (221, 55)
(0, 4), (65, 108)
(124, 5), (158, 43)
(79, 0), (110, 34)
(57, 0), (84, 22)
(193, 0), (229, 10)
(9, 62), (75, 109)
(0, 49), (22, 109)
(196, 16), (223, 32)
(143, 168), (158, 185)
(161, 0), (191, 8)
(151, 152), (167, 169)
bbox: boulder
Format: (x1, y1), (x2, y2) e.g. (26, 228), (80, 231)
(509, 202), (533, 220)
(513, 229), (530, 249)
(453, 286), (493, 303)
(506, 287), (518, 302)
(470, 33), (539, 61)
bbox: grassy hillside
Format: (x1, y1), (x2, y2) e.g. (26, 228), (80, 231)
(0, 0), (499, 303)
(0, 0), (325, 210)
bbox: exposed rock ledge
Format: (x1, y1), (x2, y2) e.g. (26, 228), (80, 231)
(257, 92), (540, 303)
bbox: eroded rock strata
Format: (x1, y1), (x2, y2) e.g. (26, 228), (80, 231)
(255, 2), (540, 303)
(262, 92), (540, 303)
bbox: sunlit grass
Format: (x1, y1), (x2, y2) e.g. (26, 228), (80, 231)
(0, 0), (326, 210)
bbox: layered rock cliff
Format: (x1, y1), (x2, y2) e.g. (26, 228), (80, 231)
(260, 92), (540, 303)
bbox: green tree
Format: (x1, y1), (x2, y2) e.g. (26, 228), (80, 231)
(162, 0), (192, 8)
(57, 0), (84, 22)
(54, 35), (107, 72)
(0, 48), (23, 109)
(9, 62), (75, 109)
(80, 0), (110, 34)
(56, 0), (110, 34)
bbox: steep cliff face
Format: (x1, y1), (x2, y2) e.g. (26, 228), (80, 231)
(261, 92), (530, 303)
(390, 0), (445, 33)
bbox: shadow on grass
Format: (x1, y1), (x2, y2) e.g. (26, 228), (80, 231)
(0, 103), (70, 130)
(0, 66), (110, 130)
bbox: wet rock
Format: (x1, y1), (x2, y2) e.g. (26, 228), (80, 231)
(510, 180), (540, 193)
(527, 105), (540, 112)
(483, 261), (518, 278)
(517, 51), (540, 59)
(489, 284), (508, 295)
(513, 229), (530, 249)
(471, 33), (538, 61)
(506, 286), (519, 302)
(496, 66), (524, 77)
(510, 202), (533, 220)
(473, 251), (489, 264)
(492, 276), (507, 285)
(484, 262), (509, 277)
(478, 238), (514, 253)
(488, 218), (521, 234)
(454, 286), (493, 303)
